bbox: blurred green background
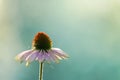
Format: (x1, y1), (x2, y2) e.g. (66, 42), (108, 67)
(0, 0), (120, 80)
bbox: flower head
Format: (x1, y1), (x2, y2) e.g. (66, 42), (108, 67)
(15, 32), (68, 66)
(32, 32), (52, 50)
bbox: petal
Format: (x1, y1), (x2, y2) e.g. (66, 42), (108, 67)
(15, 50), (33, 62)
(51, 48), (69, 59)
(44, 52), (53, 62)
(25, 50), (39, 62)
(48, 50), (60, 63)
(37, 51), (45, 62)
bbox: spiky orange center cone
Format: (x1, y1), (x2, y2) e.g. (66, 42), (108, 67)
(32, 32), (52, 50)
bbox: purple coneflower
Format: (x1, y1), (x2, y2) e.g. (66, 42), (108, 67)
(15, 32), (69, 80)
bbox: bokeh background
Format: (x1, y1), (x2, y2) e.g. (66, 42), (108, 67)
(0, 0), (120, 80)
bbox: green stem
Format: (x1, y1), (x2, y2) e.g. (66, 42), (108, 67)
(39, 62), (44, 80)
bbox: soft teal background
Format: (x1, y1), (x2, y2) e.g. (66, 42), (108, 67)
(0, 0), (120, 80)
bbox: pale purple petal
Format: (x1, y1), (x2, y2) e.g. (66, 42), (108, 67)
(16, 48), (69, 64)
(15, 50), (33, 62)
(25, 50), (39, 62)
(51, 48), (69, 59)
(48, 50), (60, 63)
(37, 51), (45, 62)
(44, 52), (53, 62)
(41, 51), (52, 62)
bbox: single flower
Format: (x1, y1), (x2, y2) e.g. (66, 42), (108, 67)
(15, 32), (69, 80)
(15, 32), (69, 66)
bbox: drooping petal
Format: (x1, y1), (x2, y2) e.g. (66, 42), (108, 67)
(15, 50), (33, 62)
(37, 51), (45, 62)
(15, 48), (69, 65)
(48, 50), (60, 63)
(25, 50), (39, 62)
(51, 48), (69, 59)
(43, 52), (53, 63)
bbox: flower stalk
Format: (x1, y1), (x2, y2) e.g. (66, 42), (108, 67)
(39, 62), (44, 80)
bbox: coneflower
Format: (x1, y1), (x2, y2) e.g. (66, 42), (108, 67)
(15, 32), (69, 80)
